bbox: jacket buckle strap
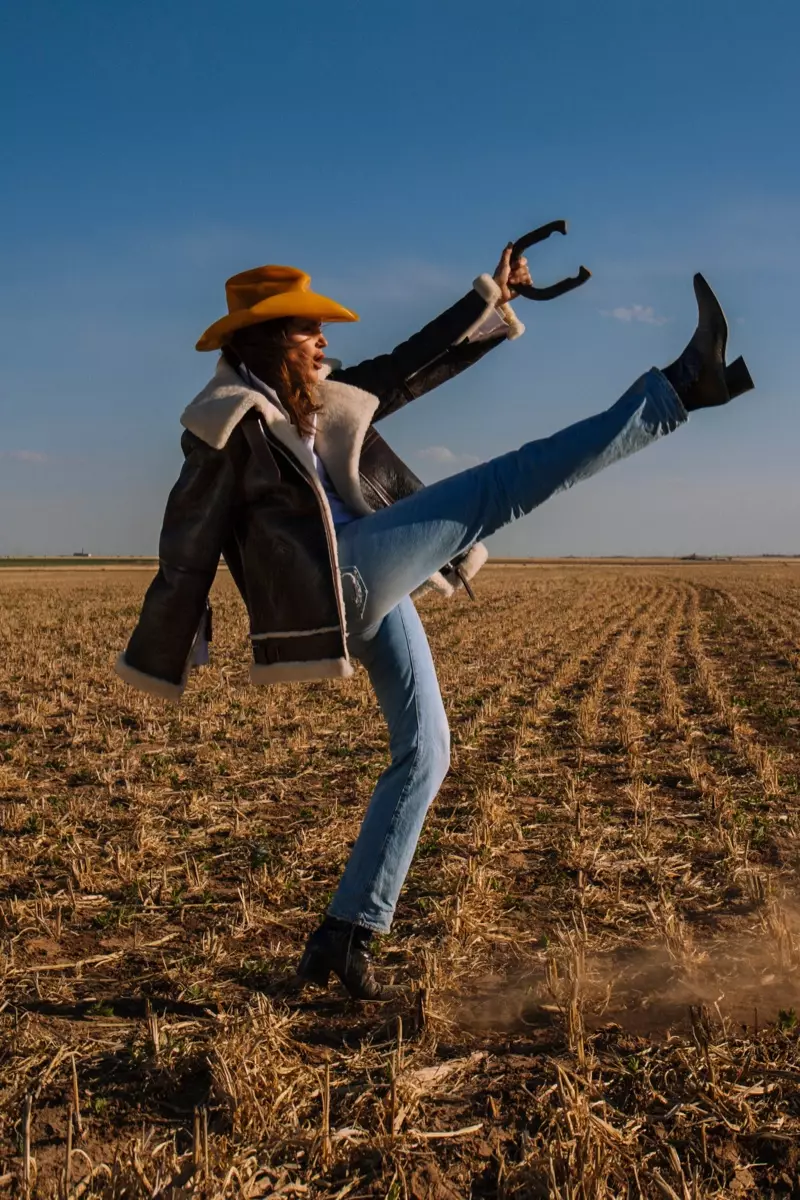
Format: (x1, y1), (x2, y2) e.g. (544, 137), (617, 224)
(454, 566), (476, 601)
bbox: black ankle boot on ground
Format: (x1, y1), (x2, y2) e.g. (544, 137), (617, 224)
(662, 274), (754, 410)
(296, 916), (397, 1001)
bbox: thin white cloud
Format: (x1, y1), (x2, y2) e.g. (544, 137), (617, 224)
(600, 305), (670, 326)
(417, 445), (480, 469)
(1, 450), (51, 464)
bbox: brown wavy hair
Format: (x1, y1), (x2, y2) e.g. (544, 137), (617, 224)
(222, 319), (322, 437)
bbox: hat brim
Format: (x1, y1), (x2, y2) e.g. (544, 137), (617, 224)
(196, 290), (359, 351)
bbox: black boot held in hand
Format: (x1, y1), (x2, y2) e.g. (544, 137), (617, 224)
(662, 274), (754, 411)
(297, 916), (398, 1001)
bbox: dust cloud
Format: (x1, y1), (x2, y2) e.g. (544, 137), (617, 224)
(451, 904), (800, 1039)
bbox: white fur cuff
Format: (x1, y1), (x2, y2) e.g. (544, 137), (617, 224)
(250, 658), (354, 685)
(413, 544), (488, 600)
(414, 571), (455, 600)
(114, 653), (186, 703)
(455, 274), (505, 346)
(498, 302), (525, 341)
(472, 276), (525, 341)
(456, 541), (489, 583)
(473, 273), (503, 305)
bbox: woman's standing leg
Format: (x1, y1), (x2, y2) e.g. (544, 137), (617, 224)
(297, 596), (450, 997)
(330, 595), (449, 932)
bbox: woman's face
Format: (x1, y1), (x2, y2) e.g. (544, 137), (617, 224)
(284, 318), (329, 383)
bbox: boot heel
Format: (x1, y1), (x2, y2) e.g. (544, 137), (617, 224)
(725, 355), (755, 400)
(296, 946), (331, 989)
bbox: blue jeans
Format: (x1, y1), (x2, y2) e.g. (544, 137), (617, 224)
(328, 369), (687, 932)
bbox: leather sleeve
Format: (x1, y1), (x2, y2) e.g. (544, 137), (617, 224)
(122, 431), (240, 689)
(330, 289), (506, 422)
(358, 426), (425, 509)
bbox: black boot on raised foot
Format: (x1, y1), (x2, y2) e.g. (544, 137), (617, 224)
(661, 273), (752, 411)
(297, 916), (399, 1001)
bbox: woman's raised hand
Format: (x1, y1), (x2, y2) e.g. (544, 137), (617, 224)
(493, 243), (533, 304)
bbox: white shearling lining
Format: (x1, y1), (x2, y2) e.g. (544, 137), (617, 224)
(180, 360), (318, 478)
(250, 658), (354, 685)
(314, 379), (379, 517)
(457, 541), (489, 582)
(461, 275), (525, 343)
(413, 543), (489, 600)
(455, 274), (504, 345)
(114, 654), (186, 703)
(473, 273), (503, 306)
(498, 302), (525, 341)
(413, 571), (455, 599)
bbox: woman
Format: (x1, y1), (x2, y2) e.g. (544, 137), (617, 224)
(117, 244), (753, 999)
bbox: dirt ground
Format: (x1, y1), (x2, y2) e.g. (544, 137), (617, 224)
(1, 562), (799, 1198)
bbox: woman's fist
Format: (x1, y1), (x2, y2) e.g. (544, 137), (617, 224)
(493, 243), (532, 304)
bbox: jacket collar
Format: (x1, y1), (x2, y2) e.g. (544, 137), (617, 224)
(181, 358), (282, 445)
(180, 359), (379, 517)
(313, 377), (378, 516)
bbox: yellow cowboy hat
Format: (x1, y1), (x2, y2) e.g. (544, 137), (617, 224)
(195, 264), (359, 351)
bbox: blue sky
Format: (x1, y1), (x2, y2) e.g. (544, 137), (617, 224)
(1, 0), (798, 556)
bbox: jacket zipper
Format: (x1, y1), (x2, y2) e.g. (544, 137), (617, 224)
(261, 423), (349, 641)
(360, 470), (393, 510)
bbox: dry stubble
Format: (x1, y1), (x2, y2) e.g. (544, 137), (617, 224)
(1, 561), (800, 1198)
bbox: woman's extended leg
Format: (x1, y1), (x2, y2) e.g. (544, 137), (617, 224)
(337, 369), (686, 632)
(303, 369), (682, 999)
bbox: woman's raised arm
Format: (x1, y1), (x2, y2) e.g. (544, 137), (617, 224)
(330, 252), (529, 422)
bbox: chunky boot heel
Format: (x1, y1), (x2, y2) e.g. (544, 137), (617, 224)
(725, 355), (755, 400)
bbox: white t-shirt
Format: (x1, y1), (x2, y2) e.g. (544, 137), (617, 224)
(238, 364), (359, 528)
(303, 416), (359, 528)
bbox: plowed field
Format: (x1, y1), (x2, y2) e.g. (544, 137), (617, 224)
(2, 563), (799, 1198)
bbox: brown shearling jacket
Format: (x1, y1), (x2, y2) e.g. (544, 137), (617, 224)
(115, 276), (523, 700)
